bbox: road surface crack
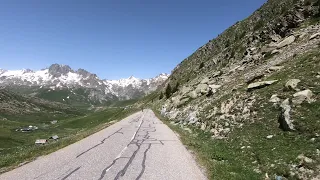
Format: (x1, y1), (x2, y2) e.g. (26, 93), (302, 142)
(97, 157), (128, 180)
(98, 114), (144, 180)
(61, 166), (81, 180)
(136, 143), (152, 180)
(76, 128), (123, 158)
(114, 143), (142, 180)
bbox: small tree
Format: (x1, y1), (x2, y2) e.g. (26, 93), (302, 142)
(199, 62), (205, 69)
(165, 84), (172, 99)
(159, 92), (164, 100)
(172, 82), (180, 93)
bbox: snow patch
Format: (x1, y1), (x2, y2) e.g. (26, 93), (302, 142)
(0, 66), (169, 98)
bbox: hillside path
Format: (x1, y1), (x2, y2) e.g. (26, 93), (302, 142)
(0, 109), (206, 180)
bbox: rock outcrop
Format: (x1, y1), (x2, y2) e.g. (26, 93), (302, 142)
(285, 79), (301, 91)
(278, 99), (294, 131)
(247, 80), (278, 90)
(277, 35), (296, 48)
(292, 89), (313, 105)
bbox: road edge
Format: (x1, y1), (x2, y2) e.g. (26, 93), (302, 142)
(152, 109), (209, 179)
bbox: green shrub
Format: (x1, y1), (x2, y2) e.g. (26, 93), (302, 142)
(199, 62), (205, 69)
(165, 84), (172, 99)
(253, 20), (264, 31)
(159, 92), (164, 100)
(172, 82), (180, 94)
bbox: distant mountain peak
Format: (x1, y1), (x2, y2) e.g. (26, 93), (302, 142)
(157, 73), (169, 77)
(0, 69), (6, 75)
(0, 65), (169, 101)
(128, 75), (139, 81)
(77, 68), (92, 77)
(48, 64), (73, 77)
(22, 69), (34, 73)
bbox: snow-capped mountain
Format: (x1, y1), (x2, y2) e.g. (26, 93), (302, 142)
(0, 64), (169, 104)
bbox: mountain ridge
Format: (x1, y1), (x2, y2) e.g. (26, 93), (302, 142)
(0, 64), (169, 104)
(0, 64), (169, 87)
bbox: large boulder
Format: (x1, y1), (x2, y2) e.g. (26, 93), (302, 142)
(171, 96), (181, 107)
(178, 97), (190, 107)
(201, 123), (206, 131)
(209, 84), (221, 89)
(200, 77), (210, 84)
(269, 94), (281, 104)
(247, 80), (278, 90)
(195, 83), (209, 95)
(181, 86), (192, 96)
(209, 84), (221, 94)
(278, 99), (294, 131)
(161, 106), (167, 116)
(309, 33), (320, 40)
(297, 154), (313, 164)
(268, 66), (284, 72)
(188, 91), (198, 99)
(292, 89), (313, 105)
(186, 111), (198, 124)
(211, 71), (223, 78)
(277, 35), (295, 48)
(285, 79), (301, 91)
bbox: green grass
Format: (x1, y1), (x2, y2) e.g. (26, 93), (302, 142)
(35, 88), (103, 108)
(5, 86), (116, 109)
(108, 99), (139, 107)
(0, 107), (139, 173)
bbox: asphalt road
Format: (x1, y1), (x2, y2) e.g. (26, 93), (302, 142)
(0, 109), (207, 180)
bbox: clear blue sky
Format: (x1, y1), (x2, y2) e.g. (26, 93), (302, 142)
(0, 0), (266, 79)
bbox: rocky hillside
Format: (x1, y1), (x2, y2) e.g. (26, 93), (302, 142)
(146, 0), (320, 179)
(0, 64), (169, 105)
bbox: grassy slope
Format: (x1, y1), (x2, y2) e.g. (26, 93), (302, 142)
(0, 89), (81, 116)
(35, 88), (104, 108)
(0, 107), (139, 173)
(108, 99), (139, 107)
(153, 49), (320, 179)
(5, 86), (115, 109)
